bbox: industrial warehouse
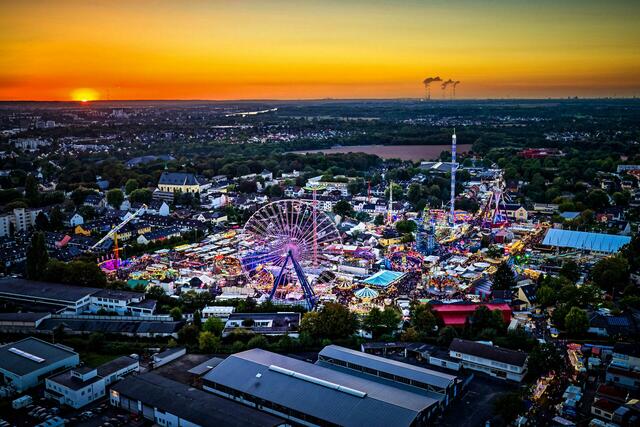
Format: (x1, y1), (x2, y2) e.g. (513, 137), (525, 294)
(202, 346), (460, 426)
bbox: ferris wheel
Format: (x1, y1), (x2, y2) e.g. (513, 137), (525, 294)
(241, 199), (342, 308)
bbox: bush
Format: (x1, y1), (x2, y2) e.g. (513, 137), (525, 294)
(198, 331), (221, 353)
(247, 335), (269, 349)
(231, 341), (246, 353)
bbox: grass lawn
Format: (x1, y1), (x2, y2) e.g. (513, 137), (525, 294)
(81, 352), (120, 368)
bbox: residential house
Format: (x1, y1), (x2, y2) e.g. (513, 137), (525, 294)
(69, 213), (84, 227)
(502, 204), (528, 222)
(448, 338), (528, 382)
(222, 313), (301, 338)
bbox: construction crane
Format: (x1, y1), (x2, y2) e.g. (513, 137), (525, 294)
(90, 205), (146, 268)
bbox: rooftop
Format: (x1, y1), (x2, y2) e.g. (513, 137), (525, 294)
(0, 277), (97, 304)
(542, 229), (631, 253)
(158, 172), (200, 186)
(318, 345), (456, 390)
(0, 337), (78, 376)
(48, 369), (102, 390)
(203, 348), (439, 427)
(96, 356), (138, 377)
(363, 270), (406, 288)
(112, 373), (283, 427)
(187, 357), (224, 376)
(449, 339), (528, 368)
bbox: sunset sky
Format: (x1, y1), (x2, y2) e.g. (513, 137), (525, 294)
(1, 0), (639, 101)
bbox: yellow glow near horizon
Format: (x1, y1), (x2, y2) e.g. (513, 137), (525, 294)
(0, 0), (639, 100)
(71, 88), (99, 103)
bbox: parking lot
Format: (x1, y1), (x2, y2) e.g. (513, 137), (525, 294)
(4, 392), (146, 427)
(439, 375), (519, 427)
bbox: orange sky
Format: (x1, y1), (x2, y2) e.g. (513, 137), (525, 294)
(1, 0), (639, 100)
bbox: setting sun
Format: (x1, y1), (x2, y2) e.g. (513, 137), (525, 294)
(71, 88), (99, 102)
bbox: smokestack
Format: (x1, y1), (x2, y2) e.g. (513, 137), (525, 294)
(422, 76), (442, 100)
(452, 81), (460, 99)
(441, 79), (455, 99)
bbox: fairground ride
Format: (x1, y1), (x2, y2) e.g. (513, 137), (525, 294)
(240, 199), (342, 309)
(92, 205), (146, 270)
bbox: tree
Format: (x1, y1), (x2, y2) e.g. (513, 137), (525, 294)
(333, 200), (354, 218)
(247, 335), (269, 349)
(565, 307), (589, 336)
(198, 331), (221, 353)
(492, 261), (516, 290)
(395, 220), (417, 235)
(612, 191), (630, 207)
(468, 306), (506, 336)
(559, 260), (580, 283)
(26, 232), (49, 280)
(177, 324), (200, 346)
(591, 255), (630, 294)
(107, 188), (124, 208)
(586, 189), (610, 210)
(622, 235), (640, 271)
(25, 174), (39, 206)
(373, 214), (384, 226)
(71, 187), (96, 206)
(437, 326), (458, 346)
(49, 206), (65, 230)
(300, 303), (358, 340)
(527, 343), (564, 378)
(35, 211), (49, 231)
(237, 180), (258, 194)
(493, 392), (525, 423)
(129, 188), (152, 204)
(193, 310), (202, 329)
(203, 317), (225, 336)
(362, 307), (401, 338)
(536, 285), (556, 307)
(231, 341), (246, 352)
(355, 211), (371, 222)
(53, 324), (65, 343)
(67, 260), (107, 287)
(170, 307), (183, 321)
(412, 304), (437, 337)
(407, 183), (422, 203)
(124, 179), (139, 194)
(146, 286), (167, 301)
(347, 178), (365, 196)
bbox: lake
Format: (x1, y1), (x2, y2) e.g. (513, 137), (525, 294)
(290, 144), (472, 161)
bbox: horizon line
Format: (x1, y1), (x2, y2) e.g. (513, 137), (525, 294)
(0, 96), (639, 103)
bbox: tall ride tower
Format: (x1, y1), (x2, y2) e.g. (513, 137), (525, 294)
(450, 130), (457, 226)
(387, 181), (394, 224)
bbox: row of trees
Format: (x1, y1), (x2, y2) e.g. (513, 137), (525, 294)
(26, 232), (107, 287)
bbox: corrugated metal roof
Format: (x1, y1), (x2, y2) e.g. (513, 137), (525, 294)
(318, 345), (455, 390)
(203, 349), (438, 427)
(542, 229), (630, 253)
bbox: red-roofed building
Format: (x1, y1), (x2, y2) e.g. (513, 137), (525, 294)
(430, 303), (512, 327)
